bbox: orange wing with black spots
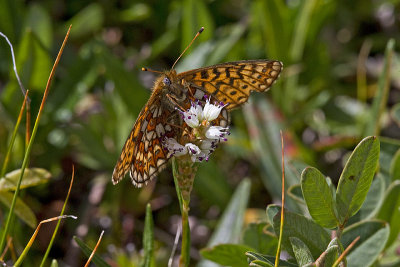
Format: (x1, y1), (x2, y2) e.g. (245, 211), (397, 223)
(178, 60), (283, 110)
(112, 98), (175, 187)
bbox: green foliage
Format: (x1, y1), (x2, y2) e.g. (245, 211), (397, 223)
(1, 0), (399, 265)
(73, 236), (111, 267)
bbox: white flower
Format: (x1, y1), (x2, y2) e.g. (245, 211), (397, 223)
(183, 143), (210, 162)
(180, 101), (202, 128)
(202, 98), (227, 122)
(163, 138), (187, 156)
(205, 126), (230, 141)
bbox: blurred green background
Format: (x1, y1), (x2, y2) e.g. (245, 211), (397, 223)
(0, 0), (399, 265)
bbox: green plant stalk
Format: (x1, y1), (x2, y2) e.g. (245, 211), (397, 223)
(364, 39), (394, 136)
(39, 168), (75, 267)
(275, 131), (285, 267)
(0, 91), (29, 178)
(172, 156), (198, 267)
(0, 25), (71, 252)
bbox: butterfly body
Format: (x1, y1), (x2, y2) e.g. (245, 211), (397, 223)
(112, 60), (283, 187)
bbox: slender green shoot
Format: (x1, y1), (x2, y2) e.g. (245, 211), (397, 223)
(275, 131), (285, 267)
(1, 91), (29, 178)
(40, 166), (75, 267)
(0, 25), (72, 251)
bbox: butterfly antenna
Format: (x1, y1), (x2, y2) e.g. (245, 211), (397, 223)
(171, 27), (204, 70)
(141, 67), (164, 74)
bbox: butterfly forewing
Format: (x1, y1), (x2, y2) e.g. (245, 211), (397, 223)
(112, 98), (175, 187)
(178, 60), (282, 110)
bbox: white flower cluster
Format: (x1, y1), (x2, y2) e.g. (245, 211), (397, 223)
(163, 97), (230, 162)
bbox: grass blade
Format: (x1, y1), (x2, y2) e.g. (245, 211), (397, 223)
(0, 25), (71, 252)
(0, 90), (29, 178)
(39, 166), (75, 267)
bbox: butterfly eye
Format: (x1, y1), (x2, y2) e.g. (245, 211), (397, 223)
(163, 77), (171, 86)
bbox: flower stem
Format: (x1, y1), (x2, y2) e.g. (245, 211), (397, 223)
(172, 156), (198, 267)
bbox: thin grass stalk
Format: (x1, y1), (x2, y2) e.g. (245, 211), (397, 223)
(0, 25), (72, 251)
(172, 156), (197, 267)
(14, 215), (77, 267)
(356, 40), (372, 103)
(0, 91), (29, 178)
(275, 131), (285, 267)
(84, 230), (104, 267)
(39, 166), (75, 267)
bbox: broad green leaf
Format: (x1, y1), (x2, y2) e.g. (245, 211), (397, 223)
(141, 204), (154, 267)
(0, 191), (37, 228)
(50, 259), (58, 267)
(336, 136), (380, 224)
(272, 208), (330, 259)
(245, 252), (297, 267)
(200, 244), (253, 267)
(389, 148), (400, 182)
(73, 236), (111, 267)
(348, 174), (385, 225)
(289, 237), (313, 266)
(0, 168), (51, 191)
(301, 167), (338, 228)
(198, 179), (250, 267)
(242, 222), (278, 254)
(342, 220), (389, 267)
(376, 181), (400, 248)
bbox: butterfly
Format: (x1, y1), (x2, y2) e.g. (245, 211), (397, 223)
(112, 29), (283, 187)
(112, 59), (283, 187)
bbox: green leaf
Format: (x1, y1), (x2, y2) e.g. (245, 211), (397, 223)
(200, 244), (252, 267)
(245, 251), (297, 267)
(348, 174), (385, 225)
(25, 4), (52, 48)
(141, 204), (154, 267)
(73, 236), (111, 267)
(287, 184), (305, 205)
(242, 222), (278, 254)
(376, 181), (400, 248)
(50, 259), (58, 267)
(389, 148), (400, 182)
(0, 168), (51, 191)
(336, 136), (380, 225)
(198, 179), (251, 267)
(0, 191), (37, 228)
(63, 3), (104, 39)
(301, 167), (338, 228)
(316, 245), (339, 267)
(342, 220), (389, 267)
(289, 237), (313, 266)
(272, 208), (331, 259)
(266, 204), (281, 226)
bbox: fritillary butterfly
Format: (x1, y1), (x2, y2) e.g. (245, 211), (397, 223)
(112, 30), (283, 187)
